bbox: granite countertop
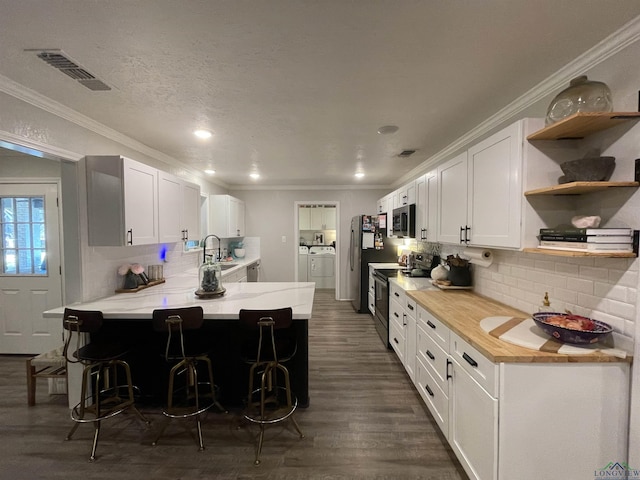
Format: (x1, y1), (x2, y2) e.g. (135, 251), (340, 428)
(407, 289), (631, 364)
(44, 265), (315, 320)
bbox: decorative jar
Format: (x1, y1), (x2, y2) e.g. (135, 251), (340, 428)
(545, 75), (613, 125)
(198, 258), (222, 293)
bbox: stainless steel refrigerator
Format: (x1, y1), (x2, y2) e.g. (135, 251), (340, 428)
(349, 214), (397, 313)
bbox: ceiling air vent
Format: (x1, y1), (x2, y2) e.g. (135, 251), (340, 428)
(397, 149), (417, 158)
(32, 50), (111, 91)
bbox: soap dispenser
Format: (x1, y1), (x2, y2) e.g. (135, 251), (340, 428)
(538, 292), (553, 313)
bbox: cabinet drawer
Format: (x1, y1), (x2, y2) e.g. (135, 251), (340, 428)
(405, 297), (417, 319)
(416, 356), (449, 437)
(389, 321), (405, 363)
(390, 282), (405, 304)
(389, 298), (405, 330)
(417, 324), (450, 395)
(368, 291), (375, 315)
(417, 306), (450, 351)
(450, 332), (498, 397)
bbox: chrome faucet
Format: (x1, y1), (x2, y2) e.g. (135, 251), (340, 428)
(202, 234), (221, 263)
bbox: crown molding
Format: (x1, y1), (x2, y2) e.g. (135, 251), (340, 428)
(0, 73), (209, 178)
(0, 130), (82, 161)
(393, 15), (640, 188)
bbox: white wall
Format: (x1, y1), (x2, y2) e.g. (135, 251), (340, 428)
(231, 188), (388, 300)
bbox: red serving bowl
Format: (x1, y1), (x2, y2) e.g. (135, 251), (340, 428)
(532, 312), (613, 345)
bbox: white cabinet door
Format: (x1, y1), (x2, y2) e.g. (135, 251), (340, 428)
(416, 174), (427, 241)
(467, 121), (522, 248)
(209, 195), (245, 238)
(159, 174), (201, 243)
(299, 206), (311, 230)
(426, 171), (438, 242)
(404, 298), (417, 382)
(181, 181), (201, 241)
(323, 205), (337, 229)
(229, 196), (245, 237)
(450, 359), (498, 480)
(437, 151), (468, 244)
(416, 171), (438, 242)
(123, 157), (158, 245)
(158, 171), (183, 243)
(310, 206), (324, 230)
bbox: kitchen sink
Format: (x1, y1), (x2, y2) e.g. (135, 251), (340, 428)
(219, 263), (238, 270)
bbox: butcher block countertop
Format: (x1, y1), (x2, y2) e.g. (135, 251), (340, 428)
(407, 289), (632, 364)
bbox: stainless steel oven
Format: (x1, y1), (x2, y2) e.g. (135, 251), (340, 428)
(373, 269), (398, 348)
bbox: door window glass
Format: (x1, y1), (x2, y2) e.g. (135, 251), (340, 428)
(1, 196), (47, 275)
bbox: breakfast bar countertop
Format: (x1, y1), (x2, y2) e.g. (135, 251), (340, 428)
(43, 268), (315, 320)
(407, 289), (632, 364)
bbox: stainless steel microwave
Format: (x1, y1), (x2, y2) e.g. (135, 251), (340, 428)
(392, 204), (416, 238)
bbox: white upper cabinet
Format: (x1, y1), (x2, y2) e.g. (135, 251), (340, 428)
(437, 151), (469, 244)
(181, 180), (201, 241)
(467, 121), (523, 248)
(416, 171), (438, 242)
(209, 194), (245, 238)
(396, 180), (416, 207)
(437, 120), (525, 248)
(86, 155), (159, 246)
(158, 172), (201, 243)
(300, 205), (336, 230)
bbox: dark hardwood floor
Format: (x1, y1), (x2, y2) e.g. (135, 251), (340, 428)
(0, 289), (467, 479)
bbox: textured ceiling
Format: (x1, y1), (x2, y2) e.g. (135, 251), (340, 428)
(1, 1), (639, 187)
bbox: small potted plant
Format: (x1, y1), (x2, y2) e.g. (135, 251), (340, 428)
(118, 263), (147, 289)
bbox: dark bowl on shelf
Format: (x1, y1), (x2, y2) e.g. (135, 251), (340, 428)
(532, 312), (613, 345)
(558, 156), (615, 184)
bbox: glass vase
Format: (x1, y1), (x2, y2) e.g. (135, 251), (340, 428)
(198, 258), (222, 293)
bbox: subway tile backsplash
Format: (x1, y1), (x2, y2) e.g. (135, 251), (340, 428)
(471, 250), (637, 341)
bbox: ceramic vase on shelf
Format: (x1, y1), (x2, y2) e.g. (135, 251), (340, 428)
(123, 271), (139, 289)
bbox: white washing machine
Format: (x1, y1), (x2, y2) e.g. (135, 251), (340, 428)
(308, 246), (335, 289)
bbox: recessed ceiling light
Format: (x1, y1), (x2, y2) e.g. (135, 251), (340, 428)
(377, 125), (399, 135)
(355, 172), (365, 178)
(204, 169), (215, 175)
(194, 129), (212, 139)
(250, 173), (260, 180)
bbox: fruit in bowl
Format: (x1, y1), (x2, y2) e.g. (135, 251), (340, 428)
(532, 312), (613, 345)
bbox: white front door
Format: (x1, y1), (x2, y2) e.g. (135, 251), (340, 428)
(0, 183), (63, 354)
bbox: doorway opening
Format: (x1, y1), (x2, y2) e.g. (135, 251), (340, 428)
(294, 202), (339, 299)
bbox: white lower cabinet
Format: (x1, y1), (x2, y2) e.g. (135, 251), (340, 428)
(411, 305), (630, 480)
(389, 281), (417, 382)
(450, 355), (498, 480)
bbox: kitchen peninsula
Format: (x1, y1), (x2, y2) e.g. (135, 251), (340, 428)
(43, 270), (315, 408)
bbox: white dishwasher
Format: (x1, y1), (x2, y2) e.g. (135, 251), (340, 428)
(308, 246), (335, 288)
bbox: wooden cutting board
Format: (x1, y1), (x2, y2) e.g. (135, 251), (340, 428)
(479, 316), (626, 357)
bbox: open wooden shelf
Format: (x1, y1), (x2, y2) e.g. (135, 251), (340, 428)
(523, 248), (636, 258)
(115, 278), (165, 293)
(526, 112), (640, 141)
(524, 181), (639, 196)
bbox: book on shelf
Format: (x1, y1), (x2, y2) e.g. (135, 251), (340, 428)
(539, 227), (633, 236)
(539, 234), (633, 243)
(538, 240), (633, 251)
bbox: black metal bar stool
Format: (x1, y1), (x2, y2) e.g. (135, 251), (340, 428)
(239, 307), (304, 465)
(151, 306), (226, 450)
(62, 308), (149, 461)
